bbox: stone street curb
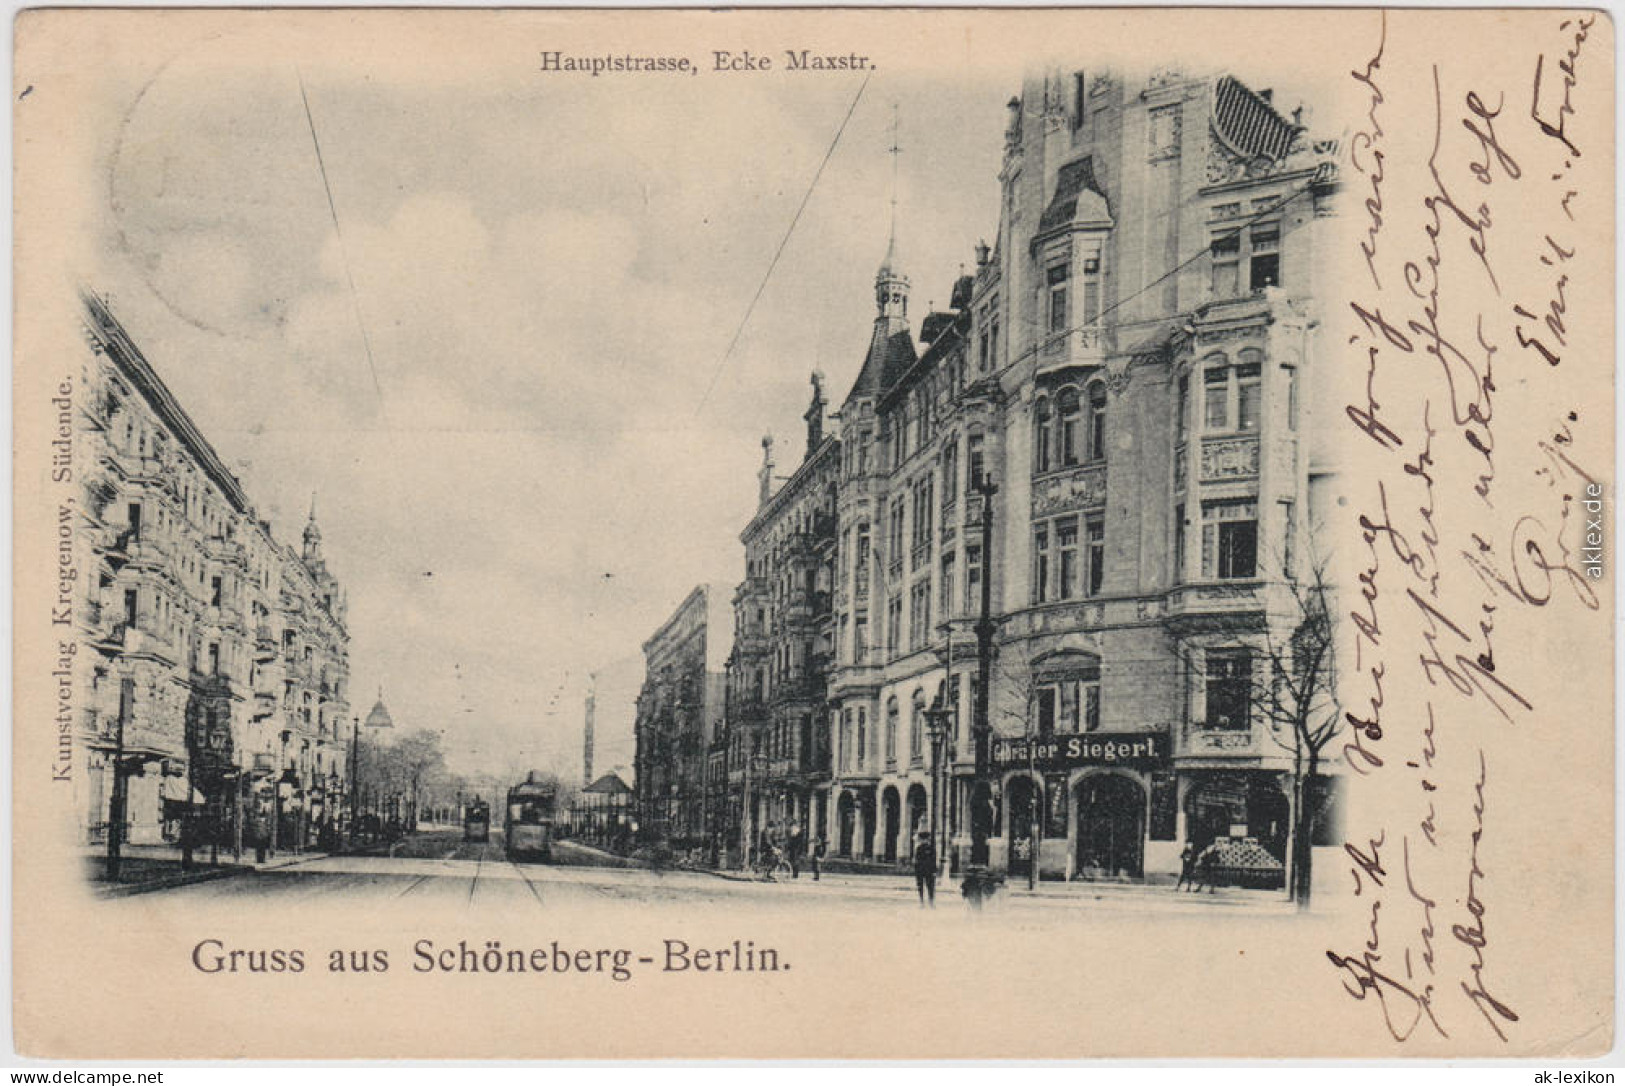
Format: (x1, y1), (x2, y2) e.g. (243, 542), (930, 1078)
(94, 864), (246, 898)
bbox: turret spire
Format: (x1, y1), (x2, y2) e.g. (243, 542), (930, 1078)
(302, 492), (323, 562)
(875, 102), (910, 323)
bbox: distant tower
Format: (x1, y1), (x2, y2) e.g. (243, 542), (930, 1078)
(583, 674), (597, 787)
(302, 493), (323, 564)
(364, 687), (394, 730)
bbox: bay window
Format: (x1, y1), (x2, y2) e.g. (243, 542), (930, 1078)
(1204, 649), (1253, 730)
(1047, 263), (1069, 335)
(1202, 499), (1258, 579)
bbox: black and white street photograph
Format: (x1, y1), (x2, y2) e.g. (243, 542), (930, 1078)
(66, 35), (1345, 913)
(12, 7), (1614, 1062)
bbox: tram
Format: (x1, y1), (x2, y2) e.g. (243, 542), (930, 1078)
(504, 772), (557, 861)
(463, 798), (490, 843)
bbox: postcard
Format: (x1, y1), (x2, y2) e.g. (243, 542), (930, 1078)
(11, 7), (1615, 1059)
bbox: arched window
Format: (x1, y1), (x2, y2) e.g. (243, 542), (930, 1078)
(885, 697), (899, 766)
(1058, 387), (1081, 466)
(1088, 382), (1108, 460)
(1033, 651), (1103, 734)
(1034, 397), (1052, 474)
(910, 688), (927, 765)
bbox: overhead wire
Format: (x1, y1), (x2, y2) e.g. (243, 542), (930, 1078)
(693, 72), (873, 416)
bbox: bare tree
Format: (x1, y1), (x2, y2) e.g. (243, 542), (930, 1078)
(1170, 542), (1340, 908)
(1255, 555), (1340, 909)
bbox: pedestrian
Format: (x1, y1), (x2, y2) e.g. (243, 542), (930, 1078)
(809, 834), (825, 881)
(913, 831), (938, 907)
(1175, 841), (1197, 892)
(787, 823), (805, 879)
(1194, 840), (1222, 894)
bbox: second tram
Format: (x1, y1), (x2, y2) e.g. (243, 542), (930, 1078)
(504, 773), (557, 861)
(463, 798), (490, 843)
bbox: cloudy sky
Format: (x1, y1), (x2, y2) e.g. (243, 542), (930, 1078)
(76, 17), (1016, 780)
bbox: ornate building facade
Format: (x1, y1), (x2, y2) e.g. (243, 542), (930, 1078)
(723, 384), (839, 861)
(632, 584), (730, 850)
(76, 291), (351, 852)
(818, 67), (1341, 883)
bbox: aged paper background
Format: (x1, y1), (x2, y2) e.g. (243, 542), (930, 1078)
(12, 7), (1615, 1059)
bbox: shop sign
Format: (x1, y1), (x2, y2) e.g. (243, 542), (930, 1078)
(186, 703), (235, 792)
(992, 732), (1168, 770)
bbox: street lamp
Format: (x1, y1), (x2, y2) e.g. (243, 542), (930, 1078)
(923, 694), (954, 879)
(348, 715), (361, 848)
(965, 470), (1003, 907)
(744, 748), (767, 871)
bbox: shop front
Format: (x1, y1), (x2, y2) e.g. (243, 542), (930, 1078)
(992, 730), (1170, 881)
(1180, 770), (1290, 888)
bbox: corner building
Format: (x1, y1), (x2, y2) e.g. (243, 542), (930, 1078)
(76, 292), (351, 852)
(823, 68), (1341, 883)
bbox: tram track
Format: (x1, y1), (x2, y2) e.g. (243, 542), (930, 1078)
(509, 859), (547, 908)
(394, 872), (434, 899)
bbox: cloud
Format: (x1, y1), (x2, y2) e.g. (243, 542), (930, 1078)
(89, 41), (1008, 780)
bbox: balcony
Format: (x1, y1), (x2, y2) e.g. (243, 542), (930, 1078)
(770, 675), (825, 705)
(254, 625), (278, 662)
(1164, 580), (1267, 633)
(1036, 324), (1105, 376)
(203, 534), (248, 566)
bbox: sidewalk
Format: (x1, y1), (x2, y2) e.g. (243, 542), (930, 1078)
(687, 862), (1294, 912)
(84, 843), (331, 897)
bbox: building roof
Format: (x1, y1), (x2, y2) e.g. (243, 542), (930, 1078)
(1038, 156), (1112, 235)
(82, 290), (251, 514)
(845, 324), (918, 403)
(364, 694), (394, 728)
(1212, 76), (1297, 162)
(583, 771), (633, 796)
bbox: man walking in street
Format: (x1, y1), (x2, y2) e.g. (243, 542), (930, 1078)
(809, 833), (825, 881)
(787, 823), (805, 879)
(1175, 841), (1197, 891)
(913, 831), (938, 907)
